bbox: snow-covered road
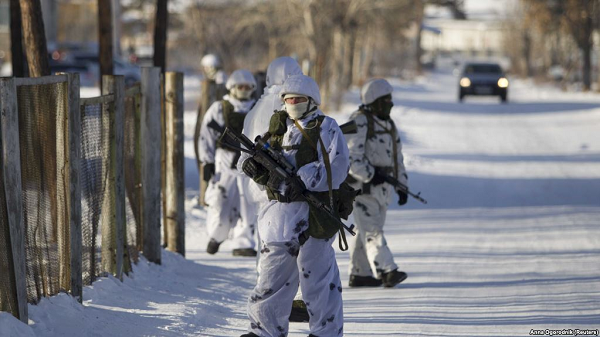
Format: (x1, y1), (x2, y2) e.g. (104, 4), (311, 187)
(2, 71), (598, 337)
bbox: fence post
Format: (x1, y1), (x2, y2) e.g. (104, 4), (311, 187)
(141, 67), (162, 264)
(161, 74), (168, 247)
(0, 78), (28, 323)
(67, 73), (83, 303)
(102, 75), (125, 280)
(165, 72), (185, 256)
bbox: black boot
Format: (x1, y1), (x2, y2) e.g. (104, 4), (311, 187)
(289, 300), (310, 322)
(232, 248), (258, 257)
(382, 269), (407, 288)
(206, 239), (221, 255)
(239, 332), (259, 337)
(348, 275), (382, 287)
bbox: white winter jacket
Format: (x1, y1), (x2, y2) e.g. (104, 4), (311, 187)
(258, 110), (350, 243)
(199, 95), (256, 170)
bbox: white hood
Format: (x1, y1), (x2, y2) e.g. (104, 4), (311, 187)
(243, 57), (302, 141)
(266, 57), (302, 87)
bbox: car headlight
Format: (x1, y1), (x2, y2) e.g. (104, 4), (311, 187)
(497, 77), (509, 88)
(459, 77), (471, 87)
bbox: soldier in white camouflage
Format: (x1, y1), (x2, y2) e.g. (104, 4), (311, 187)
(345, 78), (409, 288)
(199, 69), (259, 257)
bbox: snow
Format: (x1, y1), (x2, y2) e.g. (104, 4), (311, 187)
(2, 70), (599, 336)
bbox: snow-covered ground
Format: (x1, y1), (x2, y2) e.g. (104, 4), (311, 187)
(2, 71), (599, 337)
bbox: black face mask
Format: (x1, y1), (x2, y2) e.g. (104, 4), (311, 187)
(369, 95), (393, 120)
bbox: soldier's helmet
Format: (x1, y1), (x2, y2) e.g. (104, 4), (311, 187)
(361, 78), (393, 105)
(226, 69), (257, 91)
(279, 74), (321, 106)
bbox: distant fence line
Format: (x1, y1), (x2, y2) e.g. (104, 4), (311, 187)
(0, 68), (186, 324)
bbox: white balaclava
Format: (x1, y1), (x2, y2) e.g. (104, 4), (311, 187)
(283, 94), (312, 120)
(226, 69), (257, 101)
(280, 74), (321, 121)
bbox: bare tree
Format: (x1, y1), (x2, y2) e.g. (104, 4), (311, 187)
(153, 0), (168, 72)
(98, 0), (114, 81)
(19, 0), (49, 77)
(519, 0), (598, 90)
(562, 0), (596, 91)
(414, 0), (425, 75)
(10, 0), (27, 77)
(178, 0), (418, 108)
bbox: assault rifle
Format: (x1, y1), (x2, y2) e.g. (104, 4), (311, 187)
(381, 175), (428, 204)
(207, 119), (357, 236)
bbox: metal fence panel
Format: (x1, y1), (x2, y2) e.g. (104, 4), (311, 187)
(17, 81), (71, 303)
(80, 101), (111, 285)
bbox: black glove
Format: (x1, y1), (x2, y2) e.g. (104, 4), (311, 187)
(369, 167), (386, 186)
(242, 158), (260, 178)
(242, 158), (269, 185)
(397, 190), (408, 206)
(266, 173), (285, 190)
(284, 177), (306, 201)
(202, 163), (215, 182)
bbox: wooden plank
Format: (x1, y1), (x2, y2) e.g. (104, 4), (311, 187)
(67, 73), (83, 303)
(0, 78), (28, 323)
(113, 77), (126, 281)
(165, 72), (185, 256)
(80, 94), (115, 107)
(141, 67), (162, 264)
(101, 75), (125, 281)
(134, 91), (143, 254)
(57, 75), (70, 292)
(161, 74), (167, 247)
(14, 74), (67, 86)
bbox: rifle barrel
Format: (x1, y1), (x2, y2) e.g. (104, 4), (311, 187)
(382, 175), (428, 204)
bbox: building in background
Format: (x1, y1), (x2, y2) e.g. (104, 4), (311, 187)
(421, 1), (511, 72)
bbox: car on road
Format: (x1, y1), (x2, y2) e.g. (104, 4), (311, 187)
(69, 51), (141, 87)
(458, 62), (508, 102)
(50, 61), (98, 87)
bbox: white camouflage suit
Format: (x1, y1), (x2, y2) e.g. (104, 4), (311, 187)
(200, 94), (257, 250)
(239, 57), (304, 265)
(244, 75), (349, 337)
(345, 80), (408, 279)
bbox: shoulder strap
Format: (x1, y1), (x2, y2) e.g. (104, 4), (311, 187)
(294, 118), (349, 251)
(221, 100), (230, 128)
(388, 119), (399, 180)
(294, 119), (332, 206)
(221, 99), (234, 125)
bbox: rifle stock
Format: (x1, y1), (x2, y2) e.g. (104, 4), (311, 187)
(339, 120), (357, 134)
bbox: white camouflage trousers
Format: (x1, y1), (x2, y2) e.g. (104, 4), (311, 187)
(205, 169), (256, 249)
(348, 194), (398, 278)
(247, 237), (343, 337)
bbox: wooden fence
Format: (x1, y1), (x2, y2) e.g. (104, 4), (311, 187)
(0, 68), (185, 324)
